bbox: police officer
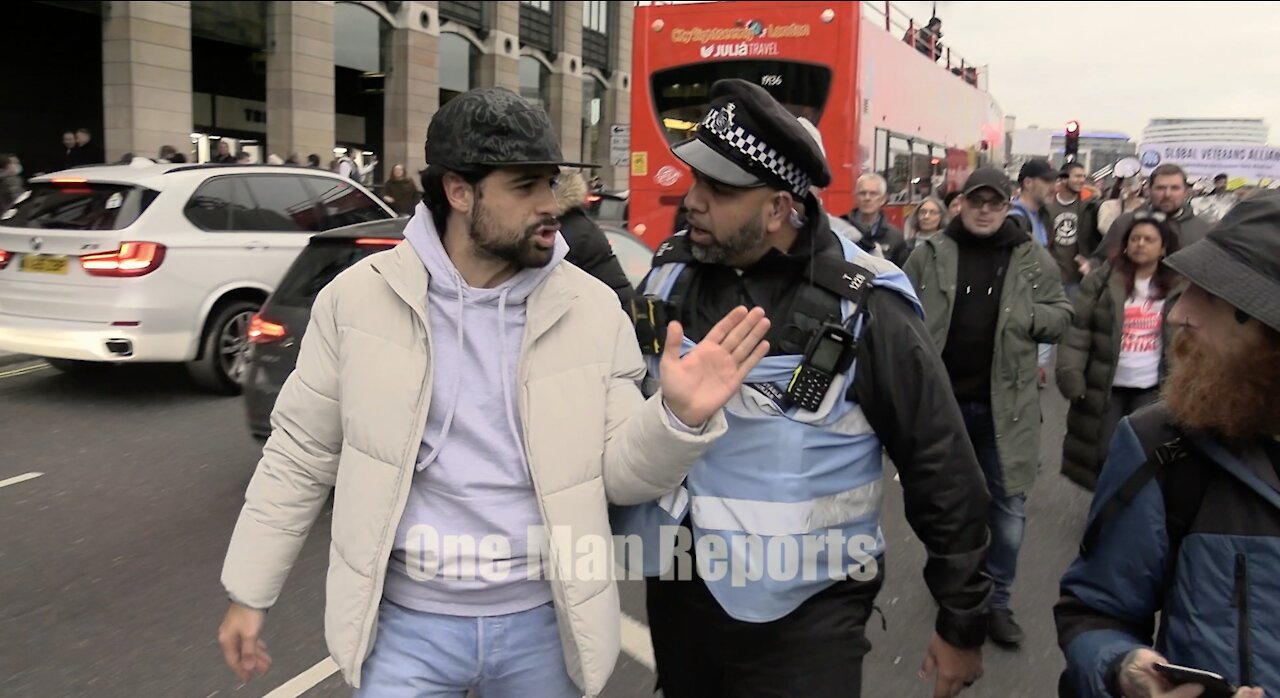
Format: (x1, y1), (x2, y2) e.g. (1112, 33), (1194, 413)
(615, 79), (991, 698)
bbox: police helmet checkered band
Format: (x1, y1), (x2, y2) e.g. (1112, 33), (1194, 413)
(700, 101), (812, 197)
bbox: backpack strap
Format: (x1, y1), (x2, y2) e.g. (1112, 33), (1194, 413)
(1080, 435), (1211, 590)
(1080, 437), (1205, 558)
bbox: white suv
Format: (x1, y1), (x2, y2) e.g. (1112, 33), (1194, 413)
(0, 161), (396, 393)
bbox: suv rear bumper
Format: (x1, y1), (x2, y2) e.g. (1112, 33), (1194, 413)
(242, 360), (280, 440)
(0, 312), (194, 363)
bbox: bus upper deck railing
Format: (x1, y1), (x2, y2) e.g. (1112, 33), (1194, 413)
(640, 1), (984, 89)
(861, 1), (983, 88)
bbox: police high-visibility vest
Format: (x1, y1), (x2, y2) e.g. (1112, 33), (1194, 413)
(610, 232), (923, 622)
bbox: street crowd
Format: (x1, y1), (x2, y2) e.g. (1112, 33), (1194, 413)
(215, 82), (1280, 698)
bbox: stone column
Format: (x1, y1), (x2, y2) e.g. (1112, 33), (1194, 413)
(478, 1), (519, 91)
(384, 1), (439, 176)
(267, 1), (335, 164)
(102, 1), (194, 163)
(601, 4), (633, 190)
(547, 2), (583, 161)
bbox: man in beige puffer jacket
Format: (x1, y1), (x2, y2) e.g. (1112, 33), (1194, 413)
(217, 87), (771, 697)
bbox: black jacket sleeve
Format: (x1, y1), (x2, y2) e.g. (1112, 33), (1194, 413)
(1090, 210), (1129, 267)
(560, 209), (636, 307)
(851, 289), (993, 648)
(1080, 200), (1104, 262)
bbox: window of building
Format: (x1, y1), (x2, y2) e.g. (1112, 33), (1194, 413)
(439, 1), (486, 31)
(581, 75), (608, 167)
(519, 55), (551, 110)
(519, 1), (554, 53)
(581, 1), (610, 69)
(582, 1), (608, 32)
(439, 32), (481, 108)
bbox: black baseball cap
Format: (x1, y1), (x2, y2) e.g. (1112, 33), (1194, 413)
(962, 166), (1013, 199)
(1018, 158), (1056, 183)
(672, 79), (831, 197)
(425, 87), (596, 171)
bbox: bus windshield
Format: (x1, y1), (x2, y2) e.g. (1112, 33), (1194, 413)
(651, 60), (833, 145)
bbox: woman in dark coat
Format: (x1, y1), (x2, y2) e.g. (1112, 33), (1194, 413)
(555, 171), (635, 307)
(381, 164), (420, 216)
(1056, 214), (1183, 490)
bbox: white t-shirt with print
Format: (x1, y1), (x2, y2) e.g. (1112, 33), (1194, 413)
(1113, 276), (1165, 389)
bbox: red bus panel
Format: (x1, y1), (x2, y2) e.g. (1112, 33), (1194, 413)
(630, 2), (861, 249)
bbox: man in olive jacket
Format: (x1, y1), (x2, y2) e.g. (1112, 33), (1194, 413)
(905, 166), (1073, 649)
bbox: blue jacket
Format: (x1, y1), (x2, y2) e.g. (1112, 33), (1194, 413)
(1009, 199), (1051, 248)
(1056, 402), (1280, 695)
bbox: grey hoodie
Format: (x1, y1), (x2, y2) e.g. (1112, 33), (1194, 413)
(383, 204), (569, 616)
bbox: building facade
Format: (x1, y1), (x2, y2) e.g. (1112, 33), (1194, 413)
(1006, 127), (1135, 178)
(4, 0), (634, 189)
(1141, 118), (1269, 146)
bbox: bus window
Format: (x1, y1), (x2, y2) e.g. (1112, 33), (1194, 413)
(911, 140), (933, 201)
(885, 135), (912, 203)
(651, 60), (833, 145)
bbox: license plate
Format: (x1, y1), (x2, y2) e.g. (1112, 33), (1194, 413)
(20, 254), (69, 275)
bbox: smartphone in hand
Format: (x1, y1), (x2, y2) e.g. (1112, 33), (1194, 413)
(1152, 663), (1238, 698)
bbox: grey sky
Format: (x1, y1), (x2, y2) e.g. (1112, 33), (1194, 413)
(893, 1), (1280, 140)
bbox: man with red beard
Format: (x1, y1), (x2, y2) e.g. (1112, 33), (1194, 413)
(1055, 192), (1280, 698)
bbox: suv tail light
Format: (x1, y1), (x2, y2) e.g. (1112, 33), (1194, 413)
(81, 242), (166, 277)
(248, 313), (287, 344)
(0, 250), (10, 270)
(355, 238), (399, 247)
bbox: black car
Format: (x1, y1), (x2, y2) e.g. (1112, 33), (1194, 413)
(242, 217), (654, 440)
(584, 190), (628, 226)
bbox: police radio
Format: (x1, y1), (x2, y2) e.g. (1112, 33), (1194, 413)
(785, 323), (858, 411)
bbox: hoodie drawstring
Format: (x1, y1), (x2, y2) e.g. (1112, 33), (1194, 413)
(497, 290), (524, 452)
(417, 276), (468, 471)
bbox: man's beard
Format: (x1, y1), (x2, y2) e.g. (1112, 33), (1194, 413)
(1164, 328), (1280, 441)
(469, 202), (556, 269)
(690, 217), (766, 266)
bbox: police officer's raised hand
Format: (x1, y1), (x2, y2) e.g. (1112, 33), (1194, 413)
(660, 305), (770, 426)
(920, 633), (982, 698)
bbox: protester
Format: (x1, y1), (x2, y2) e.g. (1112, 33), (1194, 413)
(1056, 214), (1182, 490)
(381, 163), (420, 216)
(554, 170), (635, 306)
(1056, 192), (1280, 698)
(217, 86), (771, 698)
(906, 166), (1072, 649)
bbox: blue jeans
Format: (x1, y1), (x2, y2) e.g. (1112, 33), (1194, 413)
(355, 601), (581, 698)
(959, 402), (1026, 611)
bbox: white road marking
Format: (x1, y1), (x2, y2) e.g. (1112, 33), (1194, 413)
(619, 611), (656, 671)
(269, 612), (656, 696)
(0, 362), (49, 380)
(262, 657), (338, 698)
(0, 472), (43, 489)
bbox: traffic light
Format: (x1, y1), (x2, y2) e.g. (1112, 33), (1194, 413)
(1064, 120), (1081, 163)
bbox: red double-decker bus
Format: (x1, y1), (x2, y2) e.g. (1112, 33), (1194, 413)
(628, 1), (1006, 248)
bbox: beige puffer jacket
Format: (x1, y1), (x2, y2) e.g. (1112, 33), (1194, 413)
(221, 242), (727, 696)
